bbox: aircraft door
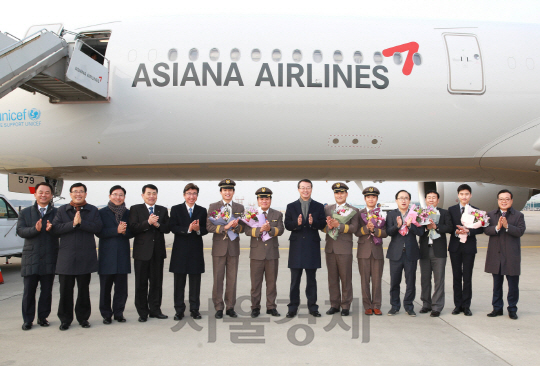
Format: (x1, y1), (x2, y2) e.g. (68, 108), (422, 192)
(0, 197), (21, 257)
(443, 33), (485, 94)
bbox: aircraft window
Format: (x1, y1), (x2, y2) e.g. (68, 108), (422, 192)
(272, 49), (282, 62)
(313, 50), (322, 63)
(393, 52), (403, 65)
(0, 198), (17, 219)
(374, 52), (383, 64)
(353, 51), (363, 64)
(78, 31), (111, 65)
(210, 48), (220, 61)
(333, 138), (339, 144)
(168, 49), (177, 62)
(333, 50), (343, 63)
(189, 48), (199, 61)
(474, 54), (480, 60)
(251, 49), (261, 62)
(292, 49), (302, 62)
(352, 138), (359, 144)
(231, 48), (241, 61)
(413, 53), (422, 65)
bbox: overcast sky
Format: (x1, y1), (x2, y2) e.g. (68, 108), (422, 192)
(1, 1), (538, 208)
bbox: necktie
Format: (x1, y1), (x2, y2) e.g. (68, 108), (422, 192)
(189, 207), (193, 218)
(461, 207), (464, 215)
(149, 207), (154, 215)
(40, 208), (45, 217)
(263, 211), (267, 219)
(501, 211), (506, 217)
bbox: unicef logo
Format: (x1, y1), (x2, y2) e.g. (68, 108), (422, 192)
(28, 108), (41, 121)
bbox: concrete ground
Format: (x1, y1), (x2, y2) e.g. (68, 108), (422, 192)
(1, 212), (539, 366)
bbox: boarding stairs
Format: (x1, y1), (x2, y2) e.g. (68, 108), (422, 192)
(0, 29), (109, 103)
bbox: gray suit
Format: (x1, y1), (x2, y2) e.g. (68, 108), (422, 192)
(418, 208), (452, 312)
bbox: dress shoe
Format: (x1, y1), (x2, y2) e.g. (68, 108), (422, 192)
(266, 309), (280, 317)
(430, 311), (441, 317)
(138, 316), (147, 322)
(114, 316), (126, 322)
(174, 313), (184, 321)
(309, 311), (321, 317)
(509, 311), (518, 320)
(215, 310), (223, 319)
(326, 307), (340, 315)
(190, 310), (202, 319)
(387, 308), (399, 316)
(286, 311), (297, 318)
(406, 310), (417, 317)
(487, 309), (503, 317)
(22, 322), (32, 331)
(37, 318), (50, 327)
(226, 309), (238, 318)
(341, 309), (350, 316)
(251, 308), (260, 318)
(149, 313), (168, 319)
(80, 320), (91, 328)
(419, 307), (431, 314)
(463, 308), (473, 316)
(373, 309), (383, 316)
(365, 309), (373, 316)
(452, 306), (462, 315)
(59, 323), (70, 331)
(103, 317), (112, 325)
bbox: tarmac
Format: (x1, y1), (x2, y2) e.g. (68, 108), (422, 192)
(1, 212), (539, 366)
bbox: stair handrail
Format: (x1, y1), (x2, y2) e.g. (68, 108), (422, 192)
(0, 28), (53, 55)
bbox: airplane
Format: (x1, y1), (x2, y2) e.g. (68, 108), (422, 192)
(0, 15), (539, 217)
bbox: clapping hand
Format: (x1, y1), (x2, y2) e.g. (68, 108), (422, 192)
(148, 214), (159, 226)
(501, 216), (508, 229)
(426, 219), (436, 230)
(261, 220), (271, 232)
(326, 216), (334, 229)
(35, 218), (43, 231)
(191, 219), (200, 232)
(298, 214), (303, 226)
(45, 220), (52, 231)
(309, 214), (313, 225)
(396, 216), (403, 227)
(73, 211), (81, 226)
(117, 221), (127, 234)
(367, 221), (375, 232)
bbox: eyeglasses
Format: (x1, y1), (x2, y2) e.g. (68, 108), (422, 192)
(111, 194), (125, 198)
(498, 198), (512, 202)
(185, 192), (198, 196)
(397, 197), (410, 201)
(299, 187), (312, 191)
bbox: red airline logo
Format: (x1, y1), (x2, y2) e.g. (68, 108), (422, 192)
(382, 42), (419, 76)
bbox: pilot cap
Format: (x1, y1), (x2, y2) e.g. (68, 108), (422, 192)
(362, 186), (380, 196)
(332, 182), (349, 192)
(218, 179), (236, 189)
(256, 187), (273, 198)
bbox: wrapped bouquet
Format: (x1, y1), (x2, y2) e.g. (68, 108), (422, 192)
(459, 204), (489, 243)
(240, 206), (271, 242)
(360, 208), (386, 245)
(328, 206), (357, 240)
(208, 206), (239, 240)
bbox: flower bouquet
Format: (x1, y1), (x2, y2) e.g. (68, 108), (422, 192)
(459, 204), (489, 243)
(208, 206), (239, 240)
(423, 206), (441, 240)
(328, 207), (357, 240)
(240, 206), (271, 242)
(399, 204), (419, 236)
(360, 208), (386, 245)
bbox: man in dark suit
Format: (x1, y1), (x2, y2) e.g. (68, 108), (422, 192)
(169, 183), (208, 321)
(284, 179), (326, 318)
(418, 190), (452, 317)
(484, 189), (526, 320)
(245, 187), (284, 318)
(17, 182), (58, 331)
(322, 182), (359, 316)
(206, 179), (245, 319)
(448, 183), (483, 316)
(52, 182), (103, 330)
(386, 190), (425, 317)
(96, 185), (133, 324)
(129, 184), (170, 322)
